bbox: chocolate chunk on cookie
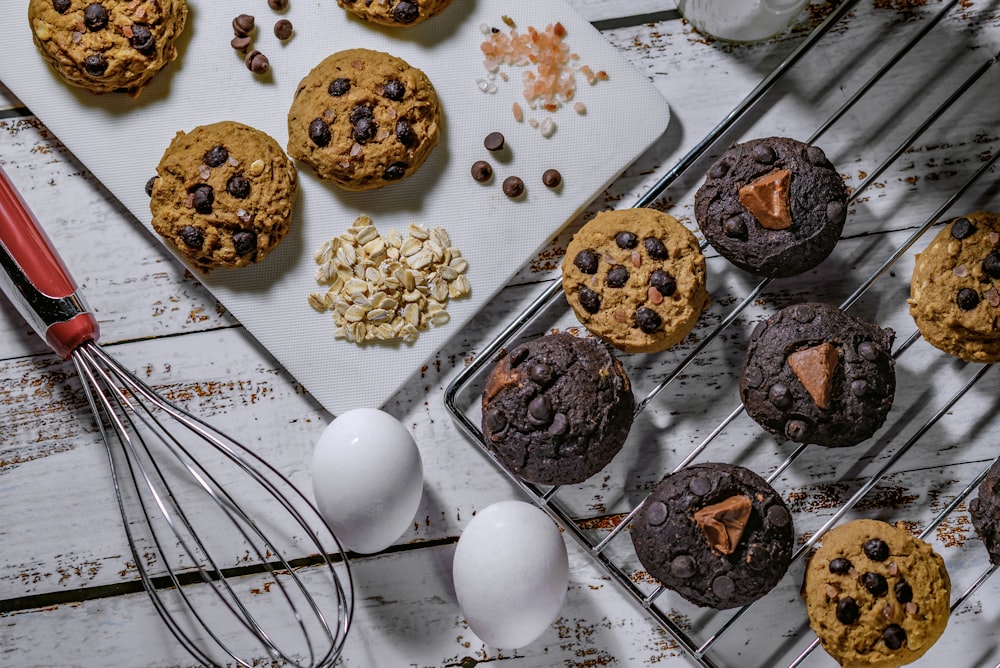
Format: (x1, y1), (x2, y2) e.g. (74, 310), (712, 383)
(287, 48), (441, 191)
(694, 137), (848, 278)
(337, 0), (453, 27)
(28, 0), (187, 95)
(970, 456), (1000, 565)
(149, 121), (297, 272)
(908, 211), (1000, 362)
(481, 333), (634, 486)
(741, 302), (896, 448)
(803, 519), (951, 668)
(630, 462), (794, 609)
(561, 208), (709, 354)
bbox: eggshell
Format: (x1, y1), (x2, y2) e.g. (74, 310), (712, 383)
(452, 500), (569, 648)
(311, 408), (423, 554)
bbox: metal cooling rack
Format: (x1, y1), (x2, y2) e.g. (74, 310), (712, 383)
(445, 2), (1000, 666)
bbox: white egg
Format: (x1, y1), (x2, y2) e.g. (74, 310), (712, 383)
(311, 408), (423, 554)
(452, 500), (569, 648)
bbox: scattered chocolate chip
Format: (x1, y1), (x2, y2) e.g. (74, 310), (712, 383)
(578, 286), (601, 313)
(350, 105), (373, 124)
(858, 340), (879, 361)
(574, 249), (599, 274)
(382, 79), (406, 101)
(635, 307), (662, 333)
(309, 119), (331, 147)
(268, 0), (289, 10)
(723, 215), (748, 239)
(606, 265), (629, 288)
(709, 161), (729, 179)
(383, 163), (407, 180)
(957, 287), (980, 311)
(752, 144), (776, 164)
(84, 3), (108, 31)
(850, 379), (869, 397)
(352, 116), (376, 143)
(470, 160), (493, 183)
(791, 304), (816, 323)
(746, 545), (770, 571)
(614, 231), (637, 249)
(273, 19), (293, 40)
(178, 225), (204, 249)
(245, 50), (269, 74)
(502, 176), (525, 198)
(391, 0), (419, 23)
(226, 175), (251, 199)
(83, 54), (108, 76)
(190, 184), (214, 214)
(644, 237), (668, 260)
(950, 216), (975, 240)
(527, 395), (553, 426)
(231, 35), (252, 52)
(984, 251), (1000, 279)
(145, 175), (157, 197)
(527, 362), (553, 385)
(882, 624), (906, 650)
(484, 131), (505, 152)
(862, 571), (889, 597)
(484, 409), (507, 438)
(328, 78), (351, 96)
(688, 476), (711, 496)
(130, 23), (155, 54)
(645, 501), (668, 526)
(233, 14), (255, 37)
(826, 201), (846, 224)
(767, 383), (792, 410)
(784, 419), (809, 441)
(712, 575), (735, 600)
(863, 538), (890, 561)
(233, 231), (257, 256)
(805, 145), (828, 166)
(53, 0), (71, 13)
(670, 554), (695, 578)
(829, 557), (853, 574)
(766, 504), (791, 527)
(204, 145), (228, 168)
(547, 412), (568, 435)
(836, 597), (860, 624)
(542, 169), (562, 188)
(649, 270), (676, 297)
(894, 580), (913, 604)
(395, 119), (415, 146)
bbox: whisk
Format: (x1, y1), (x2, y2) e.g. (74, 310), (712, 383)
(0, 166), (353, 667)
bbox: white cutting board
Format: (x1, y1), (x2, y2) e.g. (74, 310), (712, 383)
(0, 0), (669, 416)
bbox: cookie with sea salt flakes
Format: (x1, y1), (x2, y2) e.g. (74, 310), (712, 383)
(561, 208), (709, 354)
(740, 302), (896, 448)
(28, 0), (187, 95)
(336, 0), (453, 27)
(803, 519), (951, 668)
(287, 48), (441, 191)
(630, 462), (794, 609)
(908, 211), (1000, 363)
(694, 136), (848, 278)
(148, 121), (297, 272)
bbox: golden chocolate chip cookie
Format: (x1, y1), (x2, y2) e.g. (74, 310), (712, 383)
(561, 208), (709, 354)
(28, 0), (187, 95)
(336, 0), (453, 27)
(803, 519), (951, 668)
(909, 211), (1000, 362)
(148, 121), (297, 272)
(287, 48), (442, 191)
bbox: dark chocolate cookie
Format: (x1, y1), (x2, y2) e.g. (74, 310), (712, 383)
(970, 456), (1000, 565)
(694, 137), (848, 278)
(740, 302), (896, 448)
(630, 462), (794, 609)
(481, 333), (634, 486)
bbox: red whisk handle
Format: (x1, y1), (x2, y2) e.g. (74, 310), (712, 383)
(0, 166), (99, 358)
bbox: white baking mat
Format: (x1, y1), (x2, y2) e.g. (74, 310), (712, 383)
(0, 0), (669, 416)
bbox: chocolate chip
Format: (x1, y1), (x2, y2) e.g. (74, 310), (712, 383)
(547, 412), (569, 436)
(391, 0), (419, 23)
(309, 119), (331, 147)
(383, 163), (407, 180)
(712, 575), (735, 600)
(826, 200), (846, 224)
(204, 145), (228, 168)
(858, 340), (879, 361)
(784, 419), (809, 441)
(752, 144), (776, 164)
(836, 597), (860, 624)
(542, 169), (562, 188)
(688, 476), (711, 496)
(145, 176), (157, 197)
(723, 215), (748, 239)
(190, 185), (214, 214)
(650, 270), (676, 297)
(527, 395), (553, 426)
(83, 54), (108, 76)
(882, 624), (906, 650)
(791, 304), (815, 322)
(527, 363), (553, 386)
(615, 231), (638, 249)
(894, 580), (913, 604)
(328, 78), (351, 96)
(578, 286), (601, 313)
(471, 160), (493, 183)
(670, 554), (695, 578)
(829, 557), (852, 574)
(382, 79), (406, 101)
(226, 175), (251, 199)
(606, 265), (629, 288)
(484, 131), (505, 151)
(709, 161), (729, 179)
(484, 408), (507, 438)
(53, 0), (71, 13)
(395, 119), (415, 146)
(645, 501), (668, 527)
(805, 145), (828, 166)
(178, 225), (204, 249)
(862, 571), (888, 597)
(766, 504), (791, 528)
(268, 0), (289, 9)
(635, 307), (662, 333)
(502, 176), (525, 198)
(233, 230), (257, 256)
(130, 23), (155, 54)
(863, 538), (889, 561)
(950, 216), (975, 240)
(245, 50), (269, 74)
(957, 287), (980, 310)
(350, 105), (373, 123)
(767, 383), (792, 410)
(984, 251), (1000, 279)
(232, 13), (255, 37)
(352, 116), (376, 143)
(84, 3), (108, 31)
(574, 250), (599, 274)
(746, 545), (770, 571)
(851, 379), (869, 397)
(644, 237), (668, 260)
(273, 19), (293, 40)
(231, 35), (252, 52)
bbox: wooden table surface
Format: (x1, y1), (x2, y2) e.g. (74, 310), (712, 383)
(3, 1), (1000, 666)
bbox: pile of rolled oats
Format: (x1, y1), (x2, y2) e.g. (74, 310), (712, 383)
(308, 215), (471, 344)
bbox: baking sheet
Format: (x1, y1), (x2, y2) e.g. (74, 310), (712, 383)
(0, 0), (670, 416)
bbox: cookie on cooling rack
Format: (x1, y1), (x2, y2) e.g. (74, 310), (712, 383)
(970, 455), (1000, 565)
(481, 332), (634, 486)
(561, 208), (709, 354)
(336, 0), (453, 27)
(803, 519), (951, 668)
(28, 0), (188, 95)
(740, 302), (896, 448)
(629, 462), (794, 609)
(287, 48), (442, 191)
(908, 211), (1000, 363)
(149, 121), (297, 272)
(694, 136), (848, 278)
